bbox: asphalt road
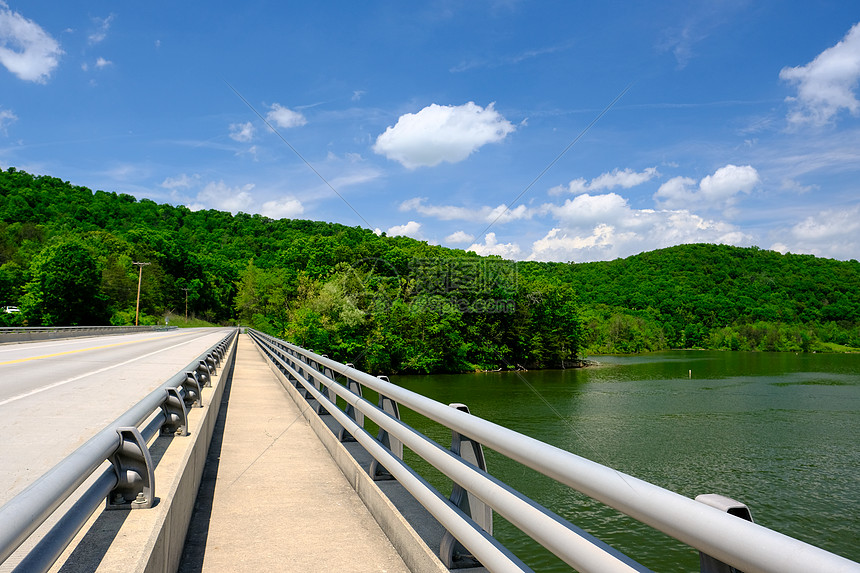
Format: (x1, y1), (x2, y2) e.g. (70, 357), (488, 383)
(0, 328), (233, 507)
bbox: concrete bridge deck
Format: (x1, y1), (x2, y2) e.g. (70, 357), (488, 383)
(177, 334), (410, 572)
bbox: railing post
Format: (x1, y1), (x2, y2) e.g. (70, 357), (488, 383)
(196, 360), (211, 387)
(161, 387), (189, 436)
(182, 371), (203, 408)
(441, 403), (492, 569)
(338, 364), (364, 443)
(696, 494), (754, 573)
(369, 376), (403, 481)
(106, 427), (154, 510)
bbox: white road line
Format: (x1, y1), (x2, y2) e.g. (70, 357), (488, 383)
(0, 335), (212, 407)
(0, 330), (185, 355)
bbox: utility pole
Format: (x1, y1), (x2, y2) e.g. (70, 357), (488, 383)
(180, 287), (191, 321)
(132, 262), (150, 326)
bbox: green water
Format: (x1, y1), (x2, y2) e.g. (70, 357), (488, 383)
(388, 351), (860, 572)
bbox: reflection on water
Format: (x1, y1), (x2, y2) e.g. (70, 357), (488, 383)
(391, 351), (860, 572)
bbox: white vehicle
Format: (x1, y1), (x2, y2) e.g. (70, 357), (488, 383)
(3, 306), (20, 313)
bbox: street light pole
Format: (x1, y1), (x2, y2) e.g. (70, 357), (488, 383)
(132, 262), (150, 326)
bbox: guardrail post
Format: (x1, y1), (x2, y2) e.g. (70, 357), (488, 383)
(161, 387), (189, 436)
(205, 353), (217, 375)
(106, 427), (155, 510)
(338, 365), (364, 443)
(196, 360), (212, 387)
(441, 403), (492, 569)
(182, 371), (203, 408)
(370, 376), (403, 481)
(695, 494), (754, 573)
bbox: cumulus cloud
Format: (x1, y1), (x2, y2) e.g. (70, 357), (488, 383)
(188, 181), (255, 214)
(266, 103), (306, 129)
(229, 121), (255, 142)
(780, 22), (860, 126)
(467, 233), (522, 259)
(550, 167), (660, 195)
(0, 107), (17, 135)
(261, 196), (304, 219)
(654, 164), (759, 210)
(95, 57), (111, 68)
(530, 194), (749, 262)
(387, 220), (423, 239)
(771, 204), (860, 259)
(545, 192), (632, 226)
(373, 102), (515, 169)
(445, 230), (475, 244)
(0, 2), (63, 83)
(400, 197), (534, 224)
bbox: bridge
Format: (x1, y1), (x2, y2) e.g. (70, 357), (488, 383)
(0, 327), (857, 572)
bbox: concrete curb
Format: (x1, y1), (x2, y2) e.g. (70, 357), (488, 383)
(252, 343), (450, 573)
(135, 337), (237, 573)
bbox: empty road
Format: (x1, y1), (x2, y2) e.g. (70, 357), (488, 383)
(0, 328), (233, 507)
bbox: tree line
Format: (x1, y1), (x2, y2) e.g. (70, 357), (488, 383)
(1, 167), (857, 373)
(0, 167), (580, 373)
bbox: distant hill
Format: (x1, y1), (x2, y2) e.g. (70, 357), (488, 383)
(521, 244), (860, 352)
(2, 167), (858, 369)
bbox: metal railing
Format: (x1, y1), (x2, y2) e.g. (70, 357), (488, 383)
(0, 325), (177, 343)
(0, 329), (238, 572)
(247, 328), (859, 573)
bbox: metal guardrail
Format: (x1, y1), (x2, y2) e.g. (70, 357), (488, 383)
(0, 325), (177, 343)
(0, 328), (238, 572)
(247, 328), (860, 573)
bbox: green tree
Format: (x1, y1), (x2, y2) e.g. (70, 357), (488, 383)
(21, 239), (109, 325)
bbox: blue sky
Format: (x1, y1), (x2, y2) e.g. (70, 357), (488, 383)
(1, 1), (859, 262)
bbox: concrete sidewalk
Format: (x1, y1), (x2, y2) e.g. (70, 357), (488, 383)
(179, 335), (410, 572)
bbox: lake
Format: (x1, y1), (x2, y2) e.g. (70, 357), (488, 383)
(389, 350), (860, 571)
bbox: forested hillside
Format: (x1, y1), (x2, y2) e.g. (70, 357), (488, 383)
(1, 167), (858, 372)
(519, 244), (860, 353)
(0, 168), (579, 373)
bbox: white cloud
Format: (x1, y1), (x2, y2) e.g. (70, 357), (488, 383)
(0, 2), (63, 83)
(770, 204), (860, 259)
(654, 164), (759, 210)
(327, 169), (381, 189)
(780, 22), (860, 126)
(467, 233), (522, 259)
(530, 192), (750, 262)
(261, 196), (304, 219)
(445, 230), (475, 244)
(95, 57), (111, 68)
(400, 197), (534, 224)
(266, 103), (307, 129)
(373, 102), (515, 168)
(387, 220), (423, 239)
(0, 107), (17, 135)
(88, 14), (115, 45)
(400, 197), (473, 220)
(229, 121), (255, 142)
(780, 178), (818, 194)
(550, 167), (659, 195)
(188, 181), (255, 214)
(160, 173), (199, 190)
(545, 192), (631, 226)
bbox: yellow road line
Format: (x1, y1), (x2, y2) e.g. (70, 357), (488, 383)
(0, 331), (191, 366)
